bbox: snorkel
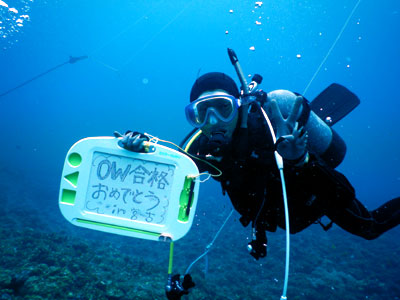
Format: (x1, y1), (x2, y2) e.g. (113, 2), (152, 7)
(227, 48), (290, 300)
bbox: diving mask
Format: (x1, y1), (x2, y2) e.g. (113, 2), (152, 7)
(185, 94), (240, 128)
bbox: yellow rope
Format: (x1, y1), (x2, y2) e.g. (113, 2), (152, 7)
(168, 241), (174, 275)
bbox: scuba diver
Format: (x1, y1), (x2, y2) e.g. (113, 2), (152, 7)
(180, 71), (400, 260)
(119, 71), (400, 299)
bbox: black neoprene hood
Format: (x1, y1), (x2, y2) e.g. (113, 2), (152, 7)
(189, 72), (240, 102)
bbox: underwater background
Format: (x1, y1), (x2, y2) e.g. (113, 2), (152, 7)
(0, 0), (399, 299)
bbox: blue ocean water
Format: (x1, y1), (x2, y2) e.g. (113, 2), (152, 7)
(0, 1), (399, 299)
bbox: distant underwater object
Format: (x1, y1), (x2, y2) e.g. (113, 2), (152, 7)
(68, 55), (87, 64)
(0, 55), (88, 98)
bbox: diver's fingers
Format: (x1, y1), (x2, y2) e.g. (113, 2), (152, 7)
(125, 133), (138, 148)
(124, 134), (134, 148)
(298, 132), (308, 142)
(120, 134), (130, 145)
(292, 124), (306, 138)
(279, 134), (295, 142)
(287, 96), (303, 125)
(297, 132), (308, 147)
(128, 135), (147, 151)
(298, 126), (307, 138)
(113, 131), (123, 138)
(131, 134), (142, 146)
(267, 99), (285, 128)
(293, 122), (299, 132)
(290, 123), (300, 138)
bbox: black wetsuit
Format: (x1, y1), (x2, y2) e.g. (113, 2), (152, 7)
(187, 107), (400, 241)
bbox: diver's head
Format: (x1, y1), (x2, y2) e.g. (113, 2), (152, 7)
(186, 72), (240, 147)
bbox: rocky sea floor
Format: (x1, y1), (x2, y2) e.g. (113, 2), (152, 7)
(0, 169), (399, 300)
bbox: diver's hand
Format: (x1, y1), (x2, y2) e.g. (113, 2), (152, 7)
(266, 96), (308, 160)
(114, 131), (149, 152)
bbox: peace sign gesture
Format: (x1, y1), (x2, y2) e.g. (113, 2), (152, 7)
(266, 96), (308, 161)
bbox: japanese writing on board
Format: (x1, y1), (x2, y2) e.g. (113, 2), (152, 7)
(85, 152), (175, 225)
